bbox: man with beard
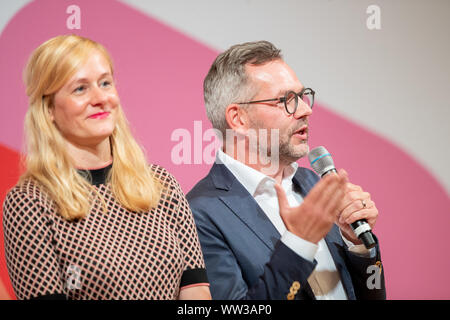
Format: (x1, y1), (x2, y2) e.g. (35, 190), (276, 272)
(187, 41), (386, 300)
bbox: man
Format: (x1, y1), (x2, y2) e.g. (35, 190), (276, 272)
(187, 41), (385, 300)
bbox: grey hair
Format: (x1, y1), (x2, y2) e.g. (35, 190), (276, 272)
(203, 40), (282, 135)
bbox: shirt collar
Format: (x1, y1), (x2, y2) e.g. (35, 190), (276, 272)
(217, 149), (298, 197)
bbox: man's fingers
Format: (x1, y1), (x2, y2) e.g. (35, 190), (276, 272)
(337, 168), (349, 183)
(338, 191), (371, 213)
(345, 182), (363, 192)
(306, 173), (340, 204)
(339, 198), (374, 224)
(344, 207), (378, 226)
(324, 175), (347, 215)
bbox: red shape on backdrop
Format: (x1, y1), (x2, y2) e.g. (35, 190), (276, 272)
(0, 144), (21, 299)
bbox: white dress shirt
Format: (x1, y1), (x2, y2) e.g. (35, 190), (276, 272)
(217, 149), (373, 300)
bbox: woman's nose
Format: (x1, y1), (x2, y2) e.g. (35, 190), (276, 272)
(90, 85), (108, 106)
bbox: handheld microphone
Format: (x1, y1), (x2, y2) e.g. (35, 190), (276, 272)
(308, 146), (376, 249)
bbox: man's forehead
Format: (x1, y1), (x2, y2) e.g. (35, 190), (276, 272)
(245, 60), (302, 94)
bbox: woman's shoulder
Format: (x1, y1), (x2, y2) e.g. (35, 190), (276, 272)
(3, 178), (55, 214)
(6, 178), (40, 200)
(147, 164), (188, 207)
(148, 164), (180, 190)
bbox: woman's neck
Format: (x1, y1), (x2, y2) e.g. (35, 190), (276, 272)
(67, 138), (113, 170)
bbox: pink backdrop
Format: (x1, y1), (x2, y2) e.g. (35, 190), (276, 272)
(0, 0), (449, 299)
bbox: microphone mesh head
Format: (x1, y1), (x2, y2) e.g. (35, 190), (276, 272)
(308, 146), (336, 177)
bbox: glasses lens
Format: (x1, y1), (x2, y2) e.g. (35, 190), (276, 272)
(285, 91), (298, 114)
(301, 89), (314, 108)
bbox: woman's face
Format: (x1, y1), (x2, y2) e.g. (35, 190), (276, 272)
(51, 49), (119, 148)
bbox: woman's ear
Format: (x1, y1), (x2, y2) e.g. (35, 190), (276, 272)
(49, 109), (55, 122)
(44, 96), (55, 122)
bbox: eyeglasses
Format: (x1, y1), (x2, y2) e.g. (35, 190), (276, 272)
(236, 87), (315, 115)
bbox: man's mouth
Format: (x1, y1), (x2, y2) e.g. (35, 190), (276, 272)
(292, 125), (308, 140)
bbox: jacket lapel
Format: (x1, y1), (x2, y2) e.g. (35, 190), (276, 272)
(292, 167), (318, 198)
(210, 163), (281, 252)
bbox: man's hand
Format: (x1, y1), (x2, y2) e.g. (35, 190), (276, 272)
(335, 170), (379, 245)
(275, 170), (347, 244)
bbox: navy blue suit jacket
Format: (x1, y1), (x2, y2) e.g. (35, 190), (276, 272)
(187, 162), (386, 300)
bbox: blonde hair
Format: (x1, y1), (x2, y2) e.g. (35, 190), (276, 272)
(21, 35), (161, 220)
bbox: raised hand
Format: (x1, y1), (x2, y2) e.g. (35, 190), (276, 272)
(275, 171), (347, 244)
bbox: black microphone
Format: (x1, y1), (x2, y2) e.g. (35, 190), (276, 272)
(308, 146), (376, 249)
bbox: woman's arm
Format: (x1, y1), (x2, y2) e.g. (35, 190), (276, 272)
(161, 167), (212, 300)
(179, 285), (211, 300)
(0, 279), (12, 300)
(3, 186), (66, 299)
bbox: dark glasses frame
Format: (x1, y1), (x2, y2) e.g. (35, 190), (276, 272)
(236, 87), (315, 114)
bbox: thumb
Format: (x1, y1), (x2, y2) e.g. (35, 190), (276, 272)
(337, 168), (349, 183)
(274, 183), (289, 213)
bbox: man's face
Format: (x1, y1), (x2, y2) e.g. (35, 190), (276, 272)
(244, 59), (312, 164)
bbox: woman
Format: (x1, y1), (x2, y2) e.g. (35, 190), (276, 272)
(2, 35), (211, 300)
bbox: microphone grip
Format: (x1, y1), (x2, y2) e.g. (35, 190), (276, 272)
(322, 169), (376, 249)
(350, 220), (376, 249)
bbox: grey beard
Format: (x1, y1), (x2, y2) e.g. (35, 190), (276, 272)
(278, 136), (309, 163)
(247, 123), (309, 165)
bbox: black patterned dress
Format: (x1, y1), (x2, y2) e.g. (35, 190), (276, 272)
(2, 164), (208, 299)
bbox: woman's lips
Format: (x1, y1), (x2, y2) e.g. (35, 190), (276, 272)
(88, 112), (110, 119)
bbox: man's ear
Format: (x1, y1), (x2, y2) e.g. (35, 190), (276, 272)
(224, 104), (250, 135)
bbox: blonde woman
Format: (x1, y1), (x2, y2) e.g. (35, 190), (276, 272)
(2, 35), (211, 300)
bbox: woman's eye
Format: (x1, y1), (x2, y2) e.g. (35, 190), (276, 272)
(74, 85), (86, 93)
(101, 80), (112, 87)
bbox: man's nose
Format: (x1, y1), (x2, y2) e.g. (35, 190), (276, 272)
(293, 98), (312, 119)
